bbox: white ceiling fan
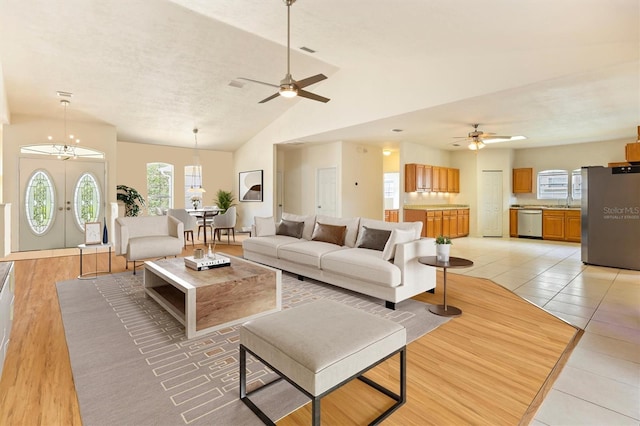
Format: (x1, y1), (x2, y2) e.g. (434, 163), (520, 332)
(454, 124), (526, 150)
(238, 0), (329, 104)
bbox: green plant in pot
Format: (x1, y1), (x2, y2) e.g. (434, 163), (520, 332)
(434, 235), (452, 262)
(213, 189), (236, 213)
(117, 185), (146, 217)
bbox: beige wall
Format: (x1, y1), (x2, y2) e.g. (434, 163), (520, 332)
(116, 141), (234, 213)
(512, 138), (628, 205)
(341, 142), (383, 220)
(3, 114), (117, 251)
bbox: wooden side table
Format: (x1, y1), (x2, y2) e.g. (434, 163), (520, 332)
(418, 256), (474, 317)
(78, 243), (113, 280)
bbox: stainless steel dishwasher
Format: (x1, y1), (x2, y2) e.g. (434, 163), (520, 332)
(517, 209), (543, 238)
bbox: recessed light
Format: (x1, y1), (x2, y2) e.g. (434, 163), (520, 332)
(56, 91), (73, 98)
(383, 150), (392, 156)
(229, 80), (245, 88)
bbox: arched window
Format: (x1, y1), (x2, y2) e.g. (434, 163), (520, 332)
(147, 163), (174, 214)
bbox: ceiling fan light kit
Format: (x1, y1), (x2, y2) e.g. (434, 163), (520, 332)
(238, 0), (329, 104)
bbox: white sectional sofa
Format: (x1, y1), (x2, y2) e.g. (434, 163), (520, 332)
(242, 213), (436, 309)
(115, 215), (184, 274)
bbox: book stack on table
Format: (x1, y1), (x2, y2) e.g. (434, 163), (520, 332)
(184, 255), (231, 271)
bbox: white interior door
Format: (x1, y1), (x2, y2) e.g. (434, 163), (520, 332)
(276, 171), (283, 221)
(316, 167), (337, 217)
(19, 157), (106, 251)
(481, 170), (503, 237)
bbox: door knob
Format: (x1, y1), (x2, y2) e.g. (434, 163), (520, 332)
(66, 207), (71, 211)
(58, 207), (63, 211)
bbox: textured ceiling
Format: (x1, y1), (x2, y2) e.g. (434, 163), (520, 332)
(0, 0), (638, 152)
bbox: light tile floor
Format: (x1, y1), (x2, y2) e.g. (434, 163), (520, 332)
(450, 237), (640, 425)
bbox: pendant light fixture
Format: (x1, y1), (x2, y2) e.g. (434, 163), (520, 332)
(190, 128), (205, 193)
(49, 99), (81, 159)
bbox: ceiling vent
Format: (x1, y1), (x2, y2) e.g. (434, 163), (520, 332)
(300, 46), (316, 53)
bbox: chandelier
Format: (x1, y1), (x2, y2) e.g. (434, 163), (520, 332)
(49, 99), (80, 159)
(190, 128), (205, 193)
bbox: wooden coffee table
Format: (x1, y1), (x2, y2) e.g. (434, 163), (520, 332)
(144, 254), (281, 339)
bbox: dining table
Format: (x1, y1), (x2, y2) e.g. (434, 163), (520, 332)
(186, 207), (223, 245)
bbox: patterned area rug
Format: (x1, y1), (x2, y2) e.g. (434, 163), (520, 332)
(57, 269), (449, 425)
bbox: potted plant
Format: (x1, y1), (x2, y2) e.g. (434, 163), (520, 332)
(213, 189), (236, 213)
(434, 235), (452, 262)
(117, 185), (146, 217)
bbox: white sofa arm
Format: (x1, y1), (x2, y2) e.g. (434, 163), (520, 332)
(394, 237), (437, 290)
(167, 216), (184, 246)
(114, 218), (129, 256)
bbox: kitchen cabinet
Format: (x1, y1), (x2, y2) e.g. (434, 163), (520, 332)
(509, 209), (518, 237)
(565, 210), (581, 242)
(404, 208), (469, 238)
(457, 209), (469, 237)
(542, 209), (581, 242)
(384, 209), (399, 223)
(405, 164), (432, 192)
(405, 163), (457, 193)
(447, 168), (460, 193)
(0, 262), (15, 378)
(513, 168), (533, 193)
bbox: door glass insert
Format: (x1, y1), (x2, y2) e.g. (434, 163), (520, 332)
(74, 173), (101, 228)
(25, 170), (55, 235)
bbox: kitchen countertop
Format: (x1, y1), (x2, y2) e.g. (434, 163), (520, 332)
(510, 205), (580, 210)
(404, 204), (470, 211)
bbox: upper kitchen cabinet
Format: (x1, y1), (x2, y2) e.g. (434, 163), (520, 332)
(513, 168), (533, 193)
(405, 164), (432, 192)
(405, 163), (458, 193)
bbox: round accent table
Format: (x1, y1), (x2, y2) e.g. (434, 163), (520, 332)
(418, 256), (474, 317)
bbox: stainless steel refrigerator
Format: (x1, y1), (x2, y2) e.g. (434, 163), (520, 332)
(581, 165), (640, 271)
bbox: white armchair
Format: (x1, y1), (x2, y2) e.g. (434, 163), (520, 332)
(212, 206), (237, 243)
(167, 209), (197, 247)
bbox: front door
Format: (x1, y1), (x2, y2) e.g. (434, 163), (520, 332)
(19, 157), (106, 251)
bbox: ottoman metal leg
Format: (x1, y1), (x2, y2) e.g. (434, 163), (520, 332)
(239, 344), (406, 426)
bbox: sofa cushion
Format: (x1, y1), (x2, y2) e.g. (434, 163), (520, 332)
(282, 212), (316, 240)
(322, 248), (401, 287)
(127, 236), (183, 261)
(357, 226), (391, 251)
(312, 222), (347, 246)
(315, 215), (360, 247)
(278, 241), (347, 268)
(254, 216), (276, 237)
(242, 235), (300, 257)
(355, 218), (422, 247)
(382, 228), (416, 261)
(276, 219), (304, 239)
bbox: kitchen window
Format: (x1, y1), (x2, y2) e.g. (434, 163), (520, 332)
(537, 170), (568, 199)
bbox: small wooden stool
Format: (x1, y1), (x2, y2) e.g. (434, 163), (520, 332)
(240, 299), (406, 425)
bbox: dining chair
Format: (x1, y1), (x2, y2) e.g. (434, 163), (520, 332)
(212, 206), (237, 243)
(167, 208), (197, 247)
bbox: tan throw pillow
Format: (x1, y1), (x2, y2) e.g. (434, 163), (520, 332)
(357, 226), (392, 251)
(254, 216), (276, 237)
(276, 219), (304, 239)
(311, 222), (347, 246)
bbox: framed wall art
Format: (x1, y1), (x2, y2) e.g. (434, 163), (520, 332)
(84, 222), (102, 245)
(239, 170), (263, 202)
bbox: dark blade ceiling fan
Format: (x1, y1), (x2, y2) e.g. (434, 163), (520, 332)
(238, 0), (329, 104)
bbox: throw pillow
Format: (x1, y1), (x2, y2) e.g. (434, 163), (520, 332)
(311, 222), (347, 246)
(382, 228), (416, 261)
(254, 216), (276, 237)
(282, 212), (316, 240)
(276, 219), (304, 239)
(357, 226), (392, 251)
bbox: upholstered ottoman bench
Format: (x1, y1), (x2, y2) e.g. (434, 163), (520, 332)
(239, 299), (407, 425)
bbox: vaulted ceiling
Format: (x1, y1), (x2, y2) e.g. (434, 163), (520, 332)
(0, 0), (638, 152)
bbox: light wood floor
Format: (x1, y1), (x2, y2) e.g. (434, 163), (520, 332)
(0, 243), (581, 425)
